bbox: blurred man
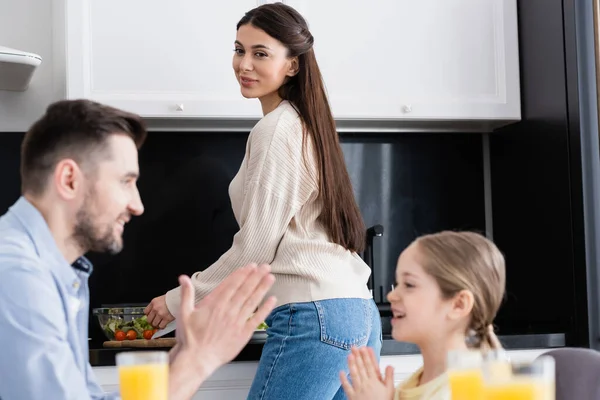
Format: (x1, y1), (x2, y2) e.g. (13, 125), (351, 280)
(0, 99), (276, 400)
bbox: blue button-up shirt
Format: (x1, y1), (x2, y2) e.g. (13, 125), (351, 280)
(0, 197), (119, 400)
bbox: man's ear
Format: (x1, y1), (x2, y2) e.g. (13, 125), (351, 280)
(54, 159), (83, 200)
(287, 57), (300, 77)
(447, 289), (474, 321)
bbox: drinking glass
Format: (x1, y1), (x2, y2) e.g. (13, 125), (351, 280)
(447, 349), (485, 400)
(483, 356), (555, 400)
(116, 351), (169, 400)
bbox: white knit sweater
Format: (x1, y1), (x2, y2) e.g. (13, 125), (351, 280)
(165, 100), (372, 316)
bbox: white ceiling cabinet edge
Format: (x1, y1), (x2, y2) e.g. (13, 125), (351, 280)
(58, 0), (520, 126)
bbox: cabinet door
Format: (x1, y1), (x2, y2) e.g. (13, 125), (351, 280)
(292, 0), (520, 121)
(65, 0), (263, 118)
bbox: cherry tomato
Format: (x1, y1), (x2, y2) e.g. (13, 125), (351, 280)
(115, 331), (126, 341)
(126, 330), (137, 340)
(143, 330), (153, 340)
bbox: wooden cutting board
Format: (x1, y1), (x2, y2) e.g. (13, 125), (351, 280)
(103, 338), (177, 348)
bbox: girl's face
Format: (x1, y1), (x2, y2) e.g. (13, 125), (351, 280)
(386, 243), (458, 346)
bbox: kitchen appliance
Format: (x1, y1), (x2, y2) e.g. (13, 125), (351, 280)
(362, 224), (392, 320)
(0, 46), (42, 91)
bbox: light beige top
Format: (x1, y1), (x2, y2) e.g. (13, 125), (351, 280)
(395, 367), (451, 400)
(165, 100), (372, 315)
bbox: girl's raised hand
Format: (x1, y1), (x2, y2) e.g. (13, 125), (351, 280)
(340, 346), (395, 400)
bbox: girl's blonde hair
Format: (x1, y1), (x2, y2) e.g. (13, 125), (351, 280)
(415, 231), (506, 349)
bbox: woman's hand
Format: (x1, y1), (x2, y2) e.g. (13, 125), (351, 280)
(145, 294), (175, 329)
(340, 346), (395, 400)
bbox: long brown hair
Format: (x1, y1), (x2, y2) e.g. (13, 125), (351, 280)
(237, 3), (366, 253)
(415, 231), (506, 349)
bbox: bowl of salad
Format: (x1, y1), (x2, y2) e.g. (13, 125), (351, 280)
(93, 307), (157, 341)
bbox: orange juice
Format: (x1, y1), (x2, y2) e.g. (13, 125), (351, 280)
(448, 369), (484, 400)
(484, 378), (550, 400)
(118, 364), (168, 400)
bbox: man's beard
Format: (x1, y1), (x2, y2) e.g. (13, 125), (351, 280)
(72, 190), (123, 255)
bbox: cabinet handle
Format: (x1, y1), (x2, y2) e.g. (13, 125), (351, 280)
(402, 104), (412, 113)
(175, 103), (184, 111)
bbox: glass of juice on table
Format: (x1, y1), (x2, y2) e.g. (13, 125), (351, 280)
(116, 351), (169, 400)
(483, 356), (555, 400)
(482, 349), (512, 382)
(447, 349), (485, 400)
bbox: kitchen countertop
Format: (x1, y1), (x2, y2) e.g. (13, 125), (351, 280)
(89, 333), (566, 367)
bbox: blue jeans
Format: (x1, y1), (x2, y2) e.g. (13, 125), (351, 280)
(247, 298), (383, 400)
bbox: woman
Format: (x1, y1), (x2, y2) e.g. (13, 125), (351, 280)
(145, 3), (382, 398)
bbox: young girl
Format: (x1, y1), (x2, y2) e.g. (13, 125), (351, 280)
(145, 2), (381, 399)
(340, 230), (506, 400)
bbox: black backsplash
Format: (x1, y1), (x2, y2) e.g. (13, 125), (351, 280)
(0, 130), (569, 345)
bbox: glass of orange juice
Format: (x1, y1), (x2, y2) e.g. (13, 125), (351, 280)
(483, 356), (555, 400)
(116, 351), (169, 400)
(482, 349), (512, 381)
(447, 349), (485, 400)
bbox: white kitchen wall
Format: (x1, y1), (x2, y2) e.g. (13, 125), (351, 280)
(0, 0), (65, 132)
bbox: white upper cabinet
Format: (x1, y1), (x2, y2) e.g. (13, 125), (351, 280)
(60, 0), (520, 126)
(294, 0), (520, 122)
(63, 0), (263, 119)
